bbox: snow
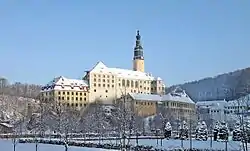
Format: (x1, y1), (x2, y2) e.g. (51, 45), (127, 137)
(128, 87), (195, 104)
(75, 138), (242, 150)
(0, 122), (13, 128)
(0, 139), (115, 151)
(90, 61), (162, 81)
(41, 76), (89, 92)
(1, 137), (246, 150)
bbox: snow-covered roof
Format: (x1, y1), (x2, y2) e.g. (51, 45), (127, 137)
(41, 76), (88, 92)
(162, 93), (194, 104)
(0, 122), (13, 128)
(162, 87), (195, 104)
(90, 61), (163, 81)
(196, 100), (227, 110)
(128, 88), (195, 104)
(129, 93), (162, 101)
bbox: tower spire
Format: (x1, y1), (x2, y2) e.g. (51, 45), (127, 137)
(133, 30), (145, 72)
(134, 30), (143, 51)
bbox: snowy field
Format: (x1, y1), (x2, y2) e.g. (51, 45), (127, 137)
(0, 139), (115, 151)
(85, 139), (242, 150)
(0, 138), (246, 150)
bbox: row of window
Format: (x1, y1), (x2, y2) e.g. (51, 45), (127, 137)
(93, 77), (163, 88)
(93, 74), (115, 79)
(92, 82), (163, 92)
(135, 102), (155, 106)
(60, 103), (87, 107)
(163, 102), (194, 108)
(58, 96), (87, 101)
(93, 83), (115, 88)
(58, 91), (87, 96)
(225, 106), (246, 109)
(171, 108), (194, 113)
(93, 89), (153, 95)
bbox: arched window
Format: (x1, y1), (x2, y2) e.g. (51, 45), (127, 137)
(131, 81), (134, 87)
(122, 79), (125, 86)
(126, 80), (130, 87)
(135, 81), (139, 88)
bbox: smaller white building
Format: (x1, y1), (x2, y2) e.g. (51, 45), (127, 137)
(196, 94), (250, 125)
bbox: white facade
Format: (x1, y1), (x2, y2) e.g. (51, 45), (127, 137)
(196, 94), (250, 123)
(83, 61), (165, 104)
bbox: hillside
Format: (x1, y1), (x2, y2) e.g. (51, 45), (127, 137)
(167, 67), (250, 102)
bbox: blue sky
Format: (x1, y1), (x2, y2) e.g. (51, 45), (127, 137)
(0, 0), (249, 86)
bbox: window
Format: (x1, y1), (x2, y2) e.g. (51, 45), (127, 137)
(71, 103), (74, 106)
(98, 75), (101, 77)
(84, 93), (86, 96)
(94, 78), (96, 82)
(62, 92), (65, 95)
(58, 92), (61, 95)
(107, 75), (110, 78)
(126, 80), (130, 87)
(118, 83), (121, 86)
(76, 103), (78, 107)
(131, 81), (134, 87)
(80, 97), (82, 101)
(72, 92), (74, 95)
(67, 97), (70, 100)
(112, 80), (114, 83)
(76, 92), (78, 95)
(107, 79), (110, 83)
(98, 84), (101, 87)
(135, 81), (138, 88)
(98, 79), (101, 82)
(84, 104), (87, 107)
(72, 97), (74, 101)
(106, 90), (108, 93)
(67, 103), (70, 107)
(84, 98), (86, 101)
(107, 84), (110, 87)
(80, 92), (82, 96)
(122, 79), (125, 86)
(80, 103), (82, 107)
(94, 89), (96, 92)
(62, 97), (64, 100)
(76, 97), (78, 101)
(103, 79), (105, 82)
(67, 92), (70, 95)
(58, 96), (61, 100)
(103, 84), (105, 87)
(112, 85), (114, 88)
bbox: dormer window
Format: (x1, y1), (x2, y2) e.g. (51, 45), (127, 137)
(62, 78), (64, 81)
(61, 82), (64, 85)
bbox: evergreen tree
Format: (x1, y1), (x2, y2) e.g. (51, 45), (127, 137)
(195, 122), (201, 139)
(243, 118), (250, 142)
(213, 121), (220, 141)
(164, 121), (172, 139)
(196, 121), (208, 141)
(218, 121), (229, 141)
(179, 120), (188, 139)
(232, 121), (242, 141)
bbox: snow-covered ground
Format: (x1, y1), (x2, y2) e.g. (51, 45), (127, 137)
(86, 139), (242, 150)
(12, 137), (246, 150)
(0, 139), (115, 151)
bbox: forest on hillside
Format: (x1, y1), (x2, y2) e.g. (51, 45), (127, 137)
(167, 67), (250, 102)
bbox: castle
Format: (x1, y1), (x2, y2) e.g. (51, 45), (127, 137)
(39, 31), (195, 120)
(40, 31), (165, 106)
